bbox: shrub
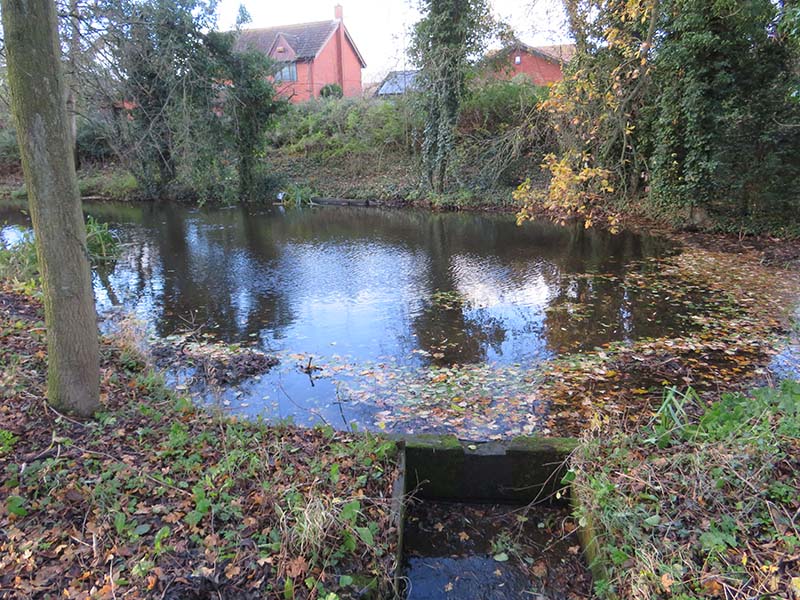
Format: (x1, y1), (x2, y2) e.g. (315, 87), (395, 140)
(319, 83), (343, 99)
(0, 128), (20, 168)
(459, 77), (548, 134)
(269, 82), (556, 200)
(270, 96), (420, 159)
(76, 119), (115, 165)
(457, 78), (555, 189)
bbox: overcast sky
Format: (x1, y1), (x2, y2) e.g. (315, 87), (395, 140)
(216, 0), (571, 83)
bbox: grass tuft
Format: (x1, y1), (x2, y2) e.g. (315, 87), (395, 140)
(571, 382), (800, 599)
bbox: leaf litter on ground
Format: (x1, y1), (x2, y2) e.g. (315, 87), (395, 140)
(0, 285), (402, 599)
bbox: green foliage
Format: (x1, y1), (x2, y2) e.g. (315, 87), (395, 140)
(782, 5), (800, 101)
(459, 78), (555, 188)
(101, 0), (221, 193)
(0, 127), (20, 167)
(269, 79), (552, 203)
(280, 183), (317, 206)
(6, 495), (28, 517)
(0, 231), (38, 283)
(319, 83), (343, 99)
(75, 118), (115, 165)
(697, 381), (800, 441)
(271, 97), (419, 159)
(528, 0), (800, 235)
(80, 0), (283, 203)
(85, 216), (120, 263)
(649, 0), (800, 230)
(0, 215), (119, 285)
(205, 31), (286, 201)
(410, 0), (504, 193)
(460, 77), (547, 133)
(645, 386), (697, 448)
(0, 428), (18, 456)
(573, 381), (800, 598)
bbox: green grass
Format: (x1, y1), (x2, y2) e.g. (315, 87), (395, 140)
(78, 168), (140, 200)
(570, 383), (800, 599)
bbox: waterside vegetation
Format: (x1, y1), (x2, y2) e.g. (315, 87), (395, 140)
(0, 0), (799, 597)
(571, 383), (800, 599)
(0, 285), (401, 599)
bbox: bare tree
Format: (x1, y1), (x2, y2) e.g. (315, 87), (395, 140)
(2, 0), (99, 416)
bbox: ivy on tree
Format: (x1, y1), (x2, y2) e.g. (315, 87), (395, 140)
(410, 0), (501, 194)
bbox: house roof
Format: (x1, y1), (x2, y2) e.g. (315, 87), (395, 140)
(375, 70), (420, 96)
(487, 41), (576, 65)
(234, 20), (366, 68)
(532, 44), (576, 64)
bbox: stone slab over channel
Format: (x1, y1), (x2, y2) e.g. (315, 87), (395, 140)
(398, 435), (579, 503)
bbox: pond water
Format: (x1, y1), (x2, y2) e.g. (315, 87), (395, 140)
(1, 201), (703, 438)
(403, 501), (590, 599)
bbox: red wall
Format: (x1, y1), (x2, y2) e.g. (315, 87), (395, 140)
(275, 24), (363, 103)
(503, 51), (564, 86)
(275, 62), (314, 103)
(340, 31), (363, 97)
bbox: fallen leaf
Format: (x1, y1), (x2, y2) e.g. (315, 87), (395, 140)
(286, 556), (307, 578)
(532, 561), (547, 578)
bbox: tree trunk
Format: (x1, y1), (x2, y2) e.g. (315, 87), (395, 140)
(67, 0), (80, 168)
(2, 0), (100, 417)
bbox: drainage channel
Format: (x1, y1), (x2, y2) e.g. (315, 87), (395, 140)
(395, 435), (592, 600)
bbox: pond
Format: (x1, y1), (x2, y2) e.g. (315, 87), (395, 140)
(0, 201), (743, 439)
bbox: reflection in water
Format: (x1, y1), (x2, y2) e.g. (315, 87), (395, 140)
(1, 201), (683, 436)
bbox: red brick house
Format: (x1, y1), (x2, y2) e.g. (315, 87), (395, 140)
(234, 5), (366, 103)
(487, 42), (575, 86)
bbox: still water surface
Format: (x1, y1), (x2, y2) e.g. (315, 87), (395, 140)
(2, 202), (687, 438)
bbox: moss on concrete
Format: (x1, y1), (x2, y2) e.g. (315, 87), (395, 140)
(401, 434), (579, 503)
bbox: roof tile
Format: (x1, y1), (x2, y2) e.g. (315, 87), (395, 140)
(234, 20), (338, 61)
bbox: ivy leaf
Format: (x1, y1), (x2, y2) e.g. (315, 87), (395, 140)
(493, 552), (509, 562)
(341, 500), (360, 523)
(6, 495), (27, 517)
(644, 515), (660, 527)
(355, 526), (374, 547)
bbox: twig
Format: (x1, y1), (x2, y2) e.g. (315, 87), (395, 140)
(276, 379), (331, 427)
(44, 400), (88, 427)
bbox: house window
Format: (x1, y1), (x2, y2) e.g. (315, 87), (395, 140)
(275, 62), (297, 82)
(514, 55), (522, 65)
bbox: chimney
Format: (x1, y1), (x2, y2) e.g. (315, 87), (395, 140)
(334, 4), (343, 20)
